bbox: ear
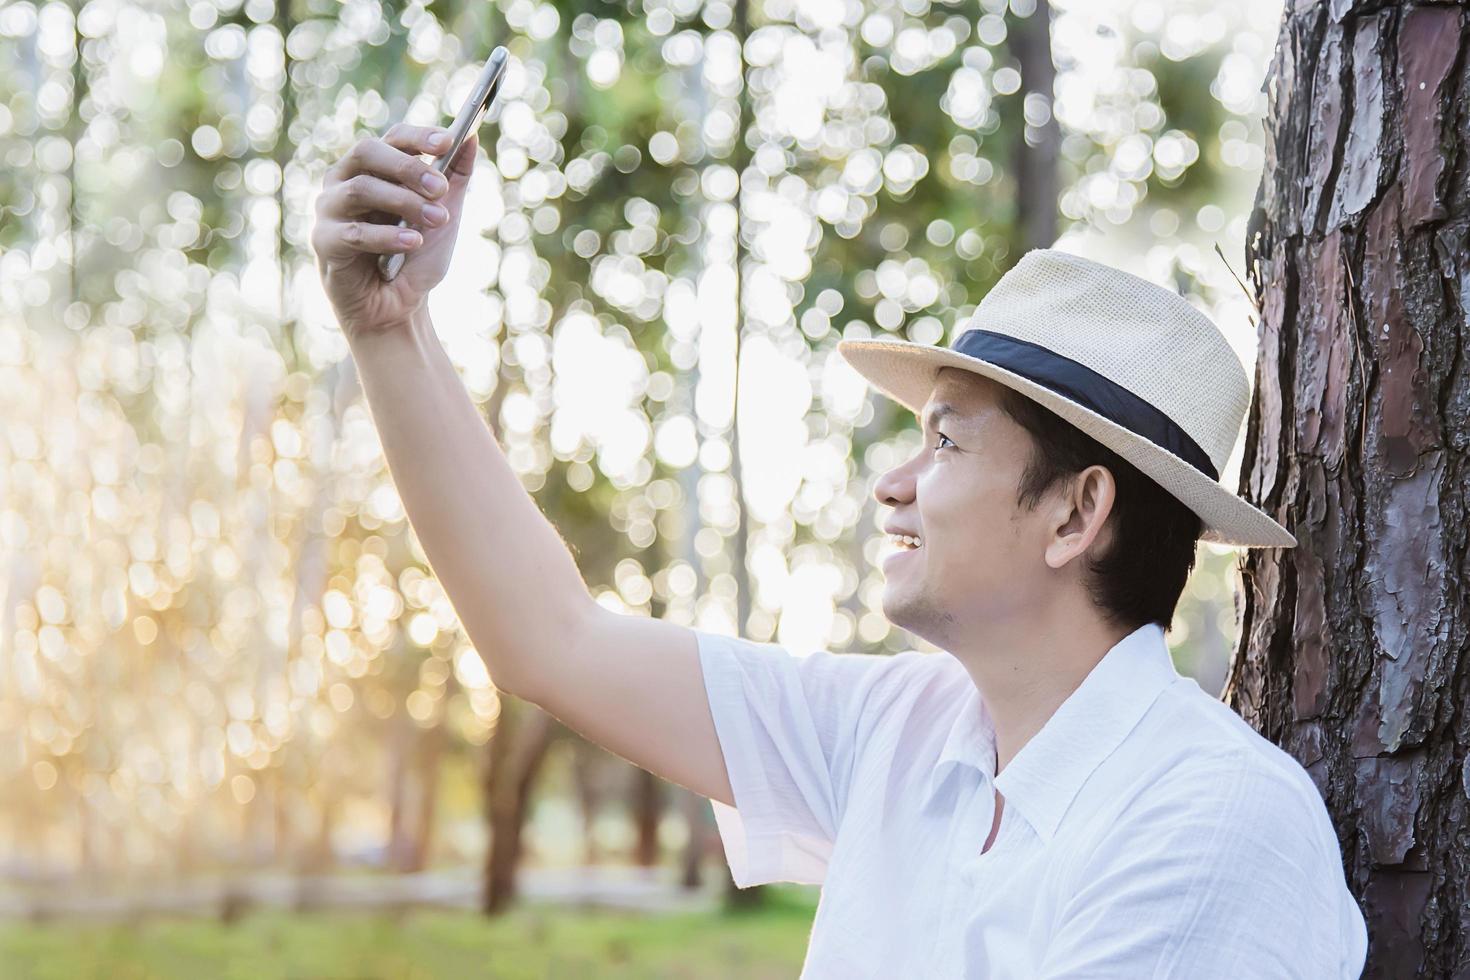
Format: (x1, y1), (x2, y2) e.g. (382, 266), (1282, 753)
(1044, 464), (1115, 570)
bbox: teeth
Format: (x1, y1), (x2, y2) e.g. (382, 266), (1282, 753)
(890, 534), (923, 549)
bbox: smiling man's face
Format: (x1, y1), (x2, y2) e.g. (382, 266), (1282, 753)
(872, 367), (1055, 650)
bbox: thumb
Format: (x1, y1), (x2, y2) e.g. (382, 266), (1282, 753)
(439, 131), (477, 220)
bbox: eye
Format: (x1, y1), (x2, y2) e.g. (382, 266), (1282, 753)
(933, 431), (955, 453)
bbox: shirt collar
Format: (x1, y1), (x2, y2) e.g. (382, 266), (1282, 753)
(922, 623), (1180, 843)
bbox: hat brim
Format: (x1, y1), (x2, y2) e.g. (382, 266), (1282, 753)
(837, 338), (1295, 549)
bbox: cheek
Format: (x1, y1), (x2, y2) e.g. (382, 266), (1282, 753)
(919, 476), (1022, 548)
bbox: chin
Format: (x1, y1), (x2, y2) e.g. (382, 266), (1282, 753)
(880, 593), (928, 645)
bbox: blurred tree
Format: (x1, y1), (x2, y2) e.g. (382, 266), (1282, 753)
(632, 577), (670, 867)
(476, 326), (557, 914)
(0, 0), (1277, 914)
(483, 696), (555, 914)
(1228, 4), (1468, 974)
(1006, 0), (1058, 253)
(570, 737), (607, 864)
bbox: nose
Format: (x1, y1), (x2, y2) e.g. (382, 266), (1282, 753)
(873, 450), (919, 510)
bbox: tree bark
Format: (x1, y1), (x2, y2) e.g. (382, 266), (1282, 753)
(1228, 5), (1468, 976)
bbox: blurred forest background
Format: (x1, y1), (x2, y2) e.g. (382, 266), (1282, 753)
(0, 0), (1283, 966)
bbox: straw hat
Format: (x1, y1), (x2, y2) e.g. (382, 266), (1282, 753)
(837, 248), (1293, 548)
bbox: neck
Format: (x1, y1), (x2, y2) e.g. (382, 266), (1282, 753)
(950, 604), (1134, 776)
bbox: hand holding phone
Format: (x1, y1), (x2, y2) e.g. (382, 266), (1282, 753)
(379, 47), (510, 282)
(310, 47), (509, 341)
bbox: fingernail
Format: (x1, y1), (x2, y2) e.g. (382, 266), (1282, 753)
(398, 230), (421, 246)
(421, 172), (448, 196)
(430, 132), (450, 150)
(423, 204), (448, 225)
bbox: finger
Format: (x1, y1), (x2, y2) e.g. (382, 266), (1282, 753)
(448, 132), (478, 177)
(383, 122), (460, 184)
(383, 122), (453, 158)
(335, 137), (450, 201)
(312, 217), (423, 263)
(434, 134), (479, 220)
(325, 172), (452, 228)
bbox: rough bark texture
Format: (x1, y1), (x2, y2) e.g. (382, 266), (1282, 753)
(1225, 4), (1469, 976)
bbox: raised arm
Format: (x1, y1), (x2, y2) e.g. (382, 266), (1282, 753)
(312, 123), (733, 806)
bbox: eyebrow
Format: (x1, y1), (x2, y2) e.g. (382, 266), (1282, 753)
(921, 402), (958, 433)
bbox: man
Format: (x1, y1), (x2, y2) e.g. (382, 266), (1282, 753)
(312, 123), (1368, 977)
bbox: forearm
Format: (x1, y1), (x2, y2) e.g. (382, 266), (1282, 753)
(345, 307), (592, 695)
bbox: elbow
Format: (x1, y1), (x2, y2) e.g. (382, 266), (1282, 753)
(487, 599), (600, 706)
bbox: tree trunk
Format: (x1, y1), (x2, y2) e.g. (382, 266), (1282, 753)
(388, 722), (442, 874)
(1229, 5), (1468, 976)
(409, 731), (442, 872)
(385, 707), (413, 871)
(1008, 0), (1059, 254)
(482, 697), (556, 915)
(572, 737), (606, 865)
(479, 344), (559, 915)
(629, 591), (672, 867)
(306, 793), (337, 874)
(725, 0), (767, 915)
(632, 767), (663, 867)
(677, 786), (710, 890)
(675, 76), (712, 888)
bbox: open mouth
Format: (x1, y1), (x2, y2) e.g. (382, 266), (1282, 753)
(884, 534), (923, 566)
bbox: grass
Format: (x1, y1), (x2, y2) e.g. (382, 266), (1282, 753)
(0, 887), (818, 979)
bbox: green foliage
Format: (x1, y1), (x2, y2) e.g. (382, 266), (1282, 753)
(0, 0), (1273, 877)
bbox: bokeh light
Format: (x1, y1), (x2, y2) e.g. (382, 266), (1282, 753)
(0, 0), (1275, 890)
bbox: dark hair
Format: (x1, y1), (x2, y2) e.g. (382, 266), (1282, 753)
(994, 385), (1202, 631)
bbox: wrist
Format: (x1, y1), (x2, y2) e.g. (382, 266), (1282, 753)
(345, 305), (435, 355)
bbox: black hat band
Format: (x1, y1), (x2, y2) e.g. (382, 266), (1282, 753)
(953, 329), (1220, 482)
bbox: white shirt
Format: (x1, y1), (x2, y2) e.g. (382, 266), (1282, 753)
(695, 623), (1368, 978)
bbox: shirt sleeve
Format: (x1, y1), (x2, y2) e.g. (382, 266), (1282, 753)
(694, 628), (925, 888)
(1036, 756), (1367, 980)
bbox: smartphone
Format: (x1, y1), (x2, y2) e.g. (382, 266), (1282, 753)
(378, 46), (510, 282)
